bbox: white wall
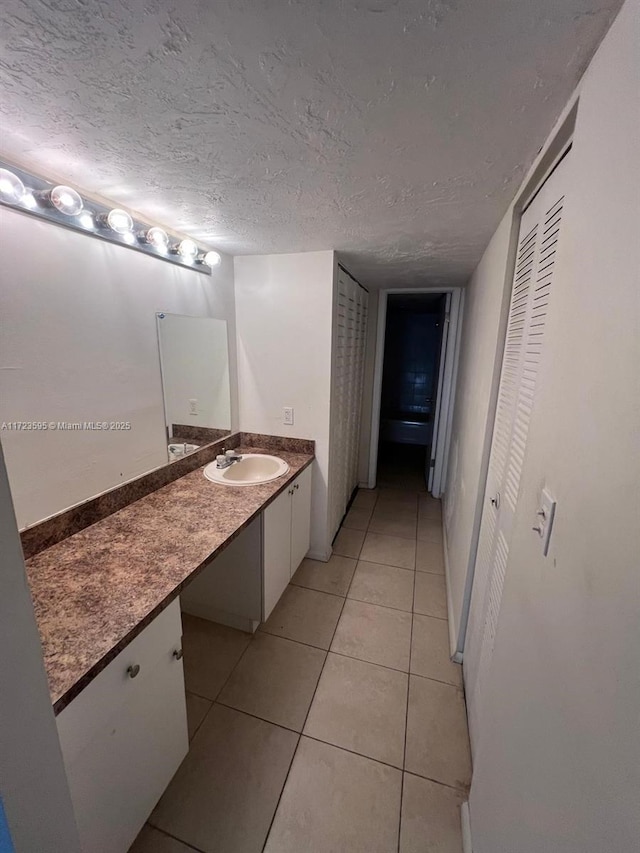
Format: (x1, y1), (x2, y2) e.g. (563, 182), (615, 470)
(0, 441), (81, 852)
(0, 209), (238, 529)
(234, 251), (335, 559)
(448, 1), (640, 850)
(158, 314), (231, 432)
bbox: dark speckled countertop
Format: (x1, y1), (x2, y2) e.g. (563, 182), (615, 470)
(24, 445), (314, 714)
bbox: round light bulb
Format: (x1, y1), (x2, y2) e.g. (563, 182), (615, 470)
(0, 169), (25, 203)
(204, 250), (222, 267)
(78, 211), (94, 229)
(145, 226), (169, 253)
(22, 192), (38, 210)
(177, 238), (198, 261)
(106, 208), (133, 234)
(50, 185), (83, 216)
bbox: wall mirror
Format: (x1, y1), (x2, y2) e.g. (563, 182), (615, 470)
(157, 313), (231, 462)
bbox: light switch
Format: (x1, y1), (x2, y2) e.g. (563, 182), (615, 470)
(189, 398), (198, 416)
(283, 407), (294, 425)
(533, 487), (556, 556)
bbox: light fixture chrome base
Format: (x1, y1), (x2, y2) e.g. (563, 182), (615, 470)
(0, 159), (215, 276)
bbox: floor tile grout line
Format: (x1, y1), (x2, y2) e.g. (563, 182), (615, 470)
(145, 824), (207, 853)
(357, 557), (416, 573)
(346, 591), (415, 615)
(402, 768), (471, 795)
(213, 698), (312, 737)
(184, 688), (214, 705)
(258, 625), (334, 651)
(367, 531), (419, 542)
(413, 610), (449, 622)
(208, 633), (257, 704)
(408, 669), (465, 692)
(341, 487), (414, 850)
(336, 554), (416, 570)
(185, 693), (213, 743)
(259, 495), (375, 853)
(398, 528), (417, 852)
(258, 731), (301, 853)
(299, 553), (449, 577)
(288, 579), (350, 596)
(300, 732), (405, 774)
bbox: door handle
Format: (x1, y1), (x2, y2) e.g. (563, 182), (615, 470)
(490, 493), (500, 509)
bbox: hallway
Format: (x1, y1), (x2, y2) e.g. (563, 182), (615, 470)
(131, 482), (470, 853)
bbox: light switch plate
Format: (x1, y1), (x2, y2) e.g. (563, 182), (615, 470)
(189, 398), (198, 416)
(539, 487), (557, 556)
(283, 407), (294, 425)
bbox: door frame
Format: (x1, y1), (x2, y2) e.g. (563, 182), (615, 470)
(428, 292), (451, 492)
(367, 286), (464, 495)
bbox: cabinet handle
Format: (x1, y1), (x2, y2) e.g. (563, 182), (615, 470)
(288, 488), (294, 495)
(127, 664), (141, 679)
(172, 648), (183, 661)
(294, 484), (299, 490)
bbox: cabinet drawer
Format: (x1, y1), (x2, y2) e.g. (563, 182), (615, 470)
(57, 598), (184, 764)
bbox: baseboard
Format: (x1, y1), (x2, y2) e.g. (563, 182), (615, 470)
(442, 521), (463, 662)
(461, 802), (473, 852)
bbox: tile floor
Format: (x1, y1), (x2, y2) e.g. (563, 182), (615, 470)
(130, 481), (471, 853)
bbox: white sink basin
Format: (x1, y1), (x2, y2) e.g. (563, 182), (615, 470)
(203, 454), (290, 486)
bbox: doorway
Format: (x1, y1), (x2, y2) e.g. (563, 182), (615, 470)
(369, 288), (463, 496)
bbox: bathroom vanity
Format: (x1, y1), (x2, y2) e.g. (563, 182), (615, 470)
(23, 440), (314, 853)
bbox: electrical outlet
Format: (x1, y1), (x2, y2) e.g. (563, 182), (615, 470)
(283, 407), (294, 425)
(189, 398), (198, 416)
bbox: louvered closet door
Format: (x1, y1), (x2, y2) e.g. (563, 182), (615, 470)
(329, 269), (369, 540)
(464, 153), (569, 751)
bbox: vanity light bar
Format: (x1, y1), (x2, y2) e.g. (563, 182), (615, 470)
(0, 161), (222, 276)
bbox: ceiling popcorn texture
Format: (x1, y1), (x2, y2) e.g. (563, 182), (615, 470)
(0, 0), (621, 287)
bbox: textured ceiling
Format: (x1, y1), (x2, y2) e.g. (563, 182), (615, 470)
(0, 0), (621, 288)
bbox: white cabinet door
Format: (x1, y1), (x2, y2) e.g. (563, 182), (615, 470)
(263, 484), (294, 620)
(290, 465), (312, 575)
(56, 599), (188, 853)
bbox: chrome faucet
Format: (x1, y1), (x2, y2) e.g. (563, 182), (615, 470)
(216, 448), (243, 469)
